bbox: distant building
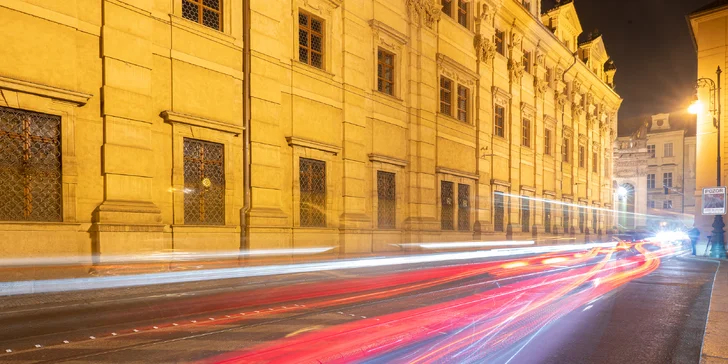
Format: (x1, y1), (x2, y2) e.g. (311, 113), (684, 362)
(613, 113), (697, 231)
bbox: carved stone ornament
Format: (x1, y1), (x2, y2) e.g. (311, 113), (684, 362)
(556, 91), (568, 106)
(534, 77), (548, 97)
(477, 3), (494, 25)
(571, 78), (582, 99)
(509, 31), (523, 50)
(474, 34), (496, 64)
(572, 102), (584, 117)
(536, 52), (545, 67)
(407, 0), (441, 28)
(508, 59), (524, 83)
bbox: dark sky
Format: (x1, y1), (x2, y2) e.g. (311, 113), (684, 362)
(542, 0), (714, 136)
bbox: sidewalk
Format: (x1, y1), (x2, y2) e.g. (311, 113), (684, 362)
(701, 258), (728, 363)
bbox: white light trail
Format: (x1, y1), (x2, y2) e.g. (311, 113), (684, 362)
(398, 241), (535, 250)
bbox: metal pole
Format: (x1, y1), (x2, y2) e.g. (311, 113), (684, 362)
(711, 66), (727, 258)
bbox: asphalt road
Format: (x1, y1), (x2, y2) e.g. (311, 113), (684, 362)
(0, 249), (717, 364)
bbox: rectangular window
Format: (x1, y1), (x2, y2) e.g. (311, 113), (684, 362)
(647, 174), (656, 189)
(592, 209), (597, 233)
(299, 11), (324, 69)
(563, 138), (570, 163)
(523, 50), (532, 74)
(458, 184), (470, 231)
(544, 129), (552, 155)
(457, 0), (468, 27)
(562, 204), (570, 231)
(546, 67), (553, 87)
(457, 85), (469, 123)
(495, 29), (505, 55)
(648, 200), (655, 208)
(522, 118), (531, 147)
(0, 107), (62, 222)
(377, 49), (395, 96)
(663, 200), (673, 209)
(664, 143), (673, 157)
(521, 198), (530, 233)
(377, 171), (396, 229)
(578, 145), (586, 168)
(441, 0), (452, 17)
(494, 192), (505, 232)
(300, 158), (326, 227)
(522, 0), (531, 11)
(441, 181), (454, 230)
(544, 202), (552, 233)
(182, 0), (221, 31)
(663, 172), (673, 188)
(440, 77), (453, 116)
(579, 206), (585, 234)
(592, 151), (598, 173)
(183, 138), (225, 225)
(647, 145), (655, 158)
(494, 105), (505, 138)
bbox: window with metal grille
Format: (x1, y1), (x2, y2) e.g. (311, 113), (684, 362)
(578, 145), (586, 168)
(441, 181), (454, 231)
(562, 138), (570, 163)
(440, 77), (453, 116)
(562, 204), (570, 230)
(182, 0), (221, 31)
(664, 143), (673, 157)
(377, 171), (396, 229)
(377, 49), (395, 96)
(300, 158), (326, 227)
(521, 198), (530, 232)
(495, 29), (505, 55)
(457, 0), (468, 27)
(458, 184), (470, 231)
(544, 129), (552, 155)
(592, 209), (597, 232)
(647, 145), (655, 158)
(457, 86), (469, 123)
(0, 107), (62, 222)
(523, 50), (532, 74)
(494, 192), (505, 232)
(663, 200), (673, 209)
(647, 174), (656, 189)
(494, 105), (505, 138)
(663, 172), (673, 188)
(183, 138), (225, 225)
(592, 151), (598, 173)
(441, 0), (452, 17)
(299, 11), (324, 69)
(522, 118), (531, 147)
(544, 202), (552, 233)
(579, 206), (585, 233)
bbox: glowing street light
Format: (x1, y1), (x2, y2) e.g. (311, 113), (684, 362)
(688, 98), (704, 115)
(616, 186), (628, 199)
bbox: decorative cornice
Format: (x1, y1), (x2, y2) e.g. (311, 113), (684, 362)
(437, 167), (479, 180)
(369, 19), (408, 45)
(406, 0), (441, 29)
(521, 102), (536, 118)
(521, 185), (536, 193)
(491, 179), (511, 187)
(437, 53), (480, 86)
(161, 111), (244, 135)
(368, 153), (408, 167)
(286, 136), (341, 155)
(0, 75), (92, 106)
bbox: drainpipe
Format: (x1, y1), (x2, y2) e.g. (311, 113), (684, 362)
(241, 0), (252, 253)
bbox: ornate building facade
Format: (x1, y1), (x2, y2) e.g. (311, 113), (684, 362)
(0, 0), (620, 259)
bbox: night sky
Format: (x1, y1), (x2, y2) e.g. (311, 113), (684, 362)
(542, 0), (715, 136)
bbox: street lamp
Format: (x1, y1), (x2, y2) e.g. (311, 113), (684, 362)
(689, 66), (727, 258)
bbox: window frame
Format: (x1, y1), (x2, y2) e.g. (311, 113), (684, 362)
(544, 128), (552, 156)
(647, 144), (656, 158)
(663, 172), (673, 188)
(441, 180), (455, 231)
(563, 138), (571, 163)
(457, 183), (471, 231)
(578, 144), (586, 168)
(648, 200), (656, 209)
(440, 76), (453, 117)
(494, 105), (506, 138)
(298, 10), (325, 70)
(376, 170), (397, 229)
(494, 192), (505, 233)
(299, 157), (327, 227)
(377, 48), (396, 96)
(663, 200), (673, 209)
(495, 29), (505, 55)
(522, 118), (531, 147)
(647, 173), (656, 189)
(544, 201), (552, 233)
(592, 151), (598, 173)
(182, 138), (226, 226)
(521, 198), (530, 233)
(664, 142), (674, 158)
(523, 50), (532, 74)
(457, 0), (469, 28)
(181, 0), (223, 31)
(457, 85), (469, 123)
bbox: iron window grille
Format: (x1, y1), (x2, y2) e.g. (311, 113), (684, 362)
(562, 204), (570, 230)
(663, 172), (673, 188)
(521, 198), (530, 233)
(182, 0), (221, 31)
(522, 118), (531, 147)
(0, 107), (62, 222)
(544, 129), (552, 155)
(377, 171), (396, 229)
(457, 86), (469, 123)
(441, 181), (454, 231)
(494, 192), (505, 232)
(377, 49), (395, 96)
(440, 77), (453, 116)
(544, 202), (552, 233)
(494, 105), (505, 138)
(183, 138), (225, 225)
(457, 0), (468, 27)
(647, 145), (655, 158)
(300, 158), (327, 227)
(579, 206), (585, 234)
(458, 184), (470, 231)
(299, 11), (324, 69)
(647, 174), (656, 189)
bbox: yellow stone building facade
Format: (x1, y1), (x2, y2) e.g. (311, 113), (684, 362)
(0, 0), (620, 259)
